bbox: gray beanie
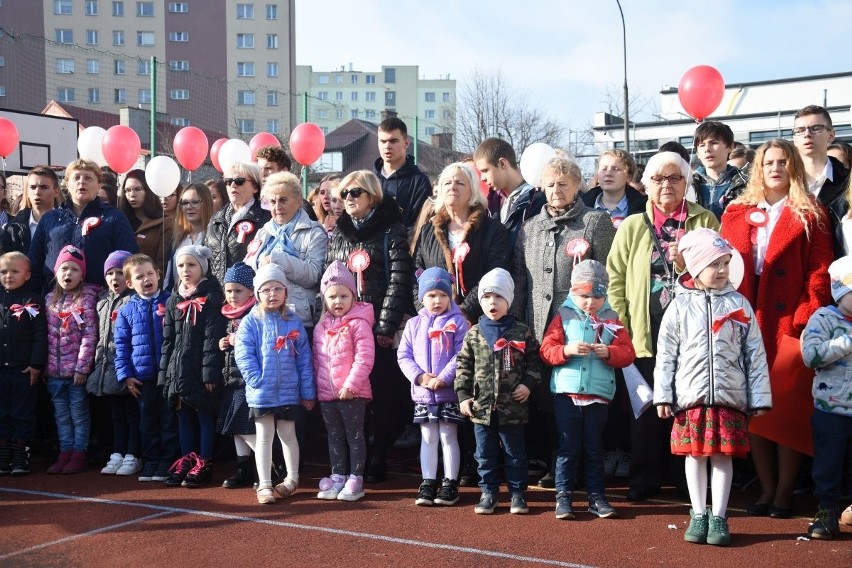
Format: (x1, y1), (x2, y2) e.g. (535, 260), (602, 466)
(253, 263), (288, 299)
(570, 259), (609, 297)
(478, 268), (514, 306)
(175, 244), (212, 275)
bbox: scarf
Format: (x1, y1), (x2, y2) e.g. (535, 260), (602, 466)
(178, 278), (204, 299)
(221, 296), (256, 320)
(351, 207), (377, 229)
(259, 217), (300, 259)
(478, 314), (516, 351)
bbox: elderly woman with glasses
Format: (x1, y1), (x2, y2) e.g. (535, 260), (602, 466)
(205, 162), (271, 284)
(326, 169), (414, 483)
(606, 151), (719, 502)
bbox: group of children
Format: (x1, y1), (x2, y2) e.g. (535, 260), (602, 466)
(1, 224), (850, 544)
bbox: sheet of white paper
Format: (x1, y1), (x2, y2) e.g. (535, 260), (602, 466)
(623, 363), (654, 419)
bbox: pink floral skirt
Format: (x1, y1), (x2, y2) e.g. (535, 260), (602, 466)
(670, 406), (750, 458)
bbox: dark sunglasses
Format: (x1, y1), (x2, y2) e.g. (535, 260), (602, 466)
(223, 177), (247, 186)
(340, 187), (366, 200)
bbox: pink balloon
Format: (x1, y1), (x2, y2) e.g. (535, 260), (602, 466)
(173, 126), (209, 171)
(249, 132), (282, 161)
(0, 117), (20, 158)
(678, 65), (725, 121)
(210, 138), (228, 173)
(101, 125), (141, 173)
(289, 123), (325, 166)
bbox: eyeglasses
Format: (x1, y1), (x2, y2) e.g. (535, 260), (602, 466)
(650, 174), (685, 185)
(224, 177), (247, 186)
(124, 186), (145, 194)
(266, 197), (291, 207)
(258, 285), (286, 296)
(792, 125), (830, 136)
(340, 187), (366, 200)
(180, 199), (201, 208)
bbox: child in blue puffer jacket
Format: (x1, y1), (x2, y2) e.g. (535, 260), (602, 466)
(235, 264), (316, 505)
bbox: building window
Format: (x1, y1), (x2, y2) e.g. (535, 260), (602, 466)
(86, 30), (99, 45)
(266, 34), (277, 49)
(171, 118), (190, 126)
(236, 3), (254, 19)
(0, 56), (4, 67)
(114, 60), (125, 75)
(138, 89), (151, 104)
(55, 29), (73, 44)
(384, 68), (395, 83)
(678, 136), (694, 150)
(335, 91), (343, 101)
(136, 1), (154, 16)
(237, 91), (255, 105)
(320, 127), (329, 135)
(112, 1), (124, 16)
(267, 119), (278, 134)
(237, 62), (255, 76)
(238, 119), (255, 134)
(88, 88), (100, 103)
(351, 75), (359, 84)
(365, 91), (376, 102)
(266, 62), (278, 77)
(169, 60), (189, 71)
(318, 75), (329, 84)
(0, 87), (5, 97)
(266, 3), (277, 19)
(365, 110), (376, 119)
(236, 33), (254, 48)
(385, 91), (395, 106)
(317, 91), (328, 101)
(137, 31), (155, 46)
(115, 88), (126, 103)
(749, 129), (792, 144)
(318, 109), (329, 119)
(169, 31), (189, 42)
(351, 110), (359, 119)
(424, 110), (435, 119)
(87, 59), (100, 74)
(168, 2), (188, 13)
(56, 59), (75, 74)
(137, 60), (150, 75)
(113, 30), (125, 45)
(170, 89), (189, 100)
(54, 0), (72, 15)
(442, 92), (450, 103)
(425, 127), (436, 136)
(442, 110), (451, 119)
(335, 109), (344, 119)
(332, 75), (341, 85)
(85, 1), (98, 15)
(425, 92), (435, 102)
(366, 75), (376, 84)
(57, 87), (75, 102)
(350, 92), (358, 102)
(267, 91), (278, 106)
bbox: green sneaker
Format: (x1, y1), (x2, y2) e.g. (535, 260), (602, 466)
(684, 509), (708, 544)
(706, 515), (731, 546)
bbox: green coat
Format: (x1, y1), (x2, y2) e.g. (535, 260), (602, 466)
(454, 320), (544, 425)
(606, 200), (719, 358)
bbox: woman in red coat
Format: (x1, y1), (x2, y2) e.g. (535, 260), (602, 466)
(721, 139), (833, 518)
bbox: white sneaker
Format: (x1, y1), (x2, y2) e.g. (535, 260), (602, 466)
(615, 450), (630, 479)
(116, 454), (142, 476)
(317, 475), (346, 500)
(101, 453), (123, 475)
(337, 475), (365, 502)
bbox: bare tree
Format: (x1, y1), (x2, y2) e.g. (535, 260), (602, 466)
(600, 84), (655, 123)
(456, 68), (566, 155)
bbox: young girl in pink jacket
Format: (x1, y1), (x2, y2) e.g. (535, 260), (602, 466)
(312, 261), (375, 502)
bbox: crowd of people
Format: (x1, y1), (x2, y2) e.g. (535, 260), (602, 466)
(1, 110), (852, 545)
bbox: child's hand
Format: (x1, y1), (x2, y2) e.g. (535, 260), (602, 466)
(564, 341), (590, 357)
(126, 377), (143, 398)
(338, 387), (354, 400)
(657, 404), (672, 419)
(302, 400), (316, 411)
(23, 366), (40, 386)
(219, 336), (231, 351)
(512, 384), (531, 403)
(419, 373), (438, 389)
(459, 398), (475, 417)
(205, 383), (217, 393)
(752, 409), (767, 417)
(426, 377), (446, 390)
(591, 343), (610, 360)
(73, 372), (87, 386)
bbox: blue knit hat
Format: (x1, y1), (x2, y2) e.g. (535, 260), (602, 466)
(418, 266), (454, 301)
(224, 262), (255, 290)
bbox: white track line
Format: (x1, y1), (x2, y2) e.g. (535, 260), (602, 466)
(0, 487), (595, 568)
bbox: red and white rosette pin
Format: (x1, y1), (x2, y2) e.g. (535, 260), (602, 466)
(746, 207), (768, 228)
(244, 237), (262, 262)
(347, 249), (371, 298)
(452, 242), (470, 295)
(81, 217), (101, 236)
(235, 221), (255, 244)
(565, 238), (590, 265)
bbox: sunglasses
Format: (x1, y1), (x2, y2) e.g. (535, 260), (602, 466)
(340, 187), (367, 200)
(224, 177), (247, 186)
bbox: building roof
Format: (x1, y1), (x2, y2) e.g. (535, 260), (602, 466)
(660, 70), (852, 94)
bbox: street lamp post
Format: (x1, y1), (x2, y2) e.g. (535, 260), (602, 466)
(616, 0), (629, 153)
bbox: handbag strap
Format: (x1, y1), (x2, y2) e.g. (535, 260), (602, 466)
(641, 212), (673, 280)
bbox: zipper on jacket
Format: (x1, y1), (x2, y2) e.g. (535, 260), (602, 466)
(326, 316), (339, 397)
(147, 298), (157, 381)
(705, 292), (715, 406)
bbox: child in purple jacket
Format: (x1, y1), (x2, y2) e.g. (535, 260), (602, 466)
(398, 267), (470, 506)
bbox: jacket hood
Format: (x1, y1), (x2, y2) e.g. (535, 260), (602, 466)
(335, 194), (402, 242)
(559, 291), (613, 315)
(373, 154), (419, 179)
(416, 300), (463, 319)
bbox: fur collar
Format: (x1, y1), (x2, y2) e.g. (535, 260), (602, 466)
(431, 204), (487, 274)
(335, 195), (402, 243)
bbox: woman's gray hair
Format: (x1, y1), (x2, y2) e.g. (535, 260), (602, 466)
(228, 161), (263, 194)
(436, 162), (487, 209)
(641, 151), (691, 188)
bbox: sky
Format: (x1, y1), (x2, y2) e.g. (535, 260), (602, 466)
(295, 0), (851, 136)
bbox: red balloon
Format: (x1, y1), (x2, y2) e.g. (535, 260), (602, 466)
(678, 65), (725, 121)
(0, 117), (20, 158)
(210, 137), (228, 173)
(249, 132), (282, 161)
(289, 123), (325, 166)
(173, 126), (208, 171)
(101, 125), (141, 173)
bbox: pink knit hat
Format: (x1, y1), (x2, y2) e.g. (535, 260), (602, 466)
(54, 244), (87, 279)
(679, 228), (732, 279)
(321, 261), (357, 295)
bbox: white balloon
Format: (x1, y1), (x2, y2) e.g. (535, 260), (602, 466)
(218, 139), (252, 175)
(520, 142), (557, 187)
(77, 126), (107, 166)
(145, 155), (181, 198)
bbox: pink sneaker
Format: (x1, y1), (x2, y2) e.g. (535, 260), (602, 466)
(337, 475), (364, 502)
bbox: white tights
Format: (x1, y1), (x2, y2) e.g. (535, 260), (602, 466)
(685, 454), (733, 518)
(254, 415), (298, 487)
(420, 422), (460, 481)
(234, 434), (255, 457)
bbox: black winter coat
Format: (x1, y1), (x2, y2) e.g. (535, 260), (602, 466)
(815, 156), (850, 258)
(0, 287), (47, 371)
(159, 278), (227, 412)
(205, 199), (271, 285)
(326, 195), (414, 338)
(373, 155), (432, 229)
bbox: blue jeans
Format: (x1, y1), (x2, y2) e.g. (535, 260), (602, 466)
(473, 414), (527, 494)
(811, 409), (852, 509)
(554, 394), (609, 496)
(46, 377), (90, 452)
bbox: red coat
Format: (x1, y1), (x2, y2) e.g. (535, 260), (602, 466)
(721, 203), (833, 368)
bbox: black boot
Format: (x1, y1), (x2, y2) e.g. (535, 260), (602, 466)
(0, 441), (11, 476)
(222, 456), (252, 489)
(10, 441), (30, 477)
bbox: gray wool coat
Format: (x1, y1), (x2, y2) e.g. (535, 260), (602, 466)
(511, 199), (616, 341)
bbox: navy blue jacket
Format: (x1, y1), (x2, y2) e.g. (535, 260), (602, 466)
(373, 155), (432, 229)
(114, 290), (171, 384)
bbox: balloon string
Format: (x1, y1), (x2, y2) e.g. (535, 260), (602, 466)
(1, 157), (6, 177)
